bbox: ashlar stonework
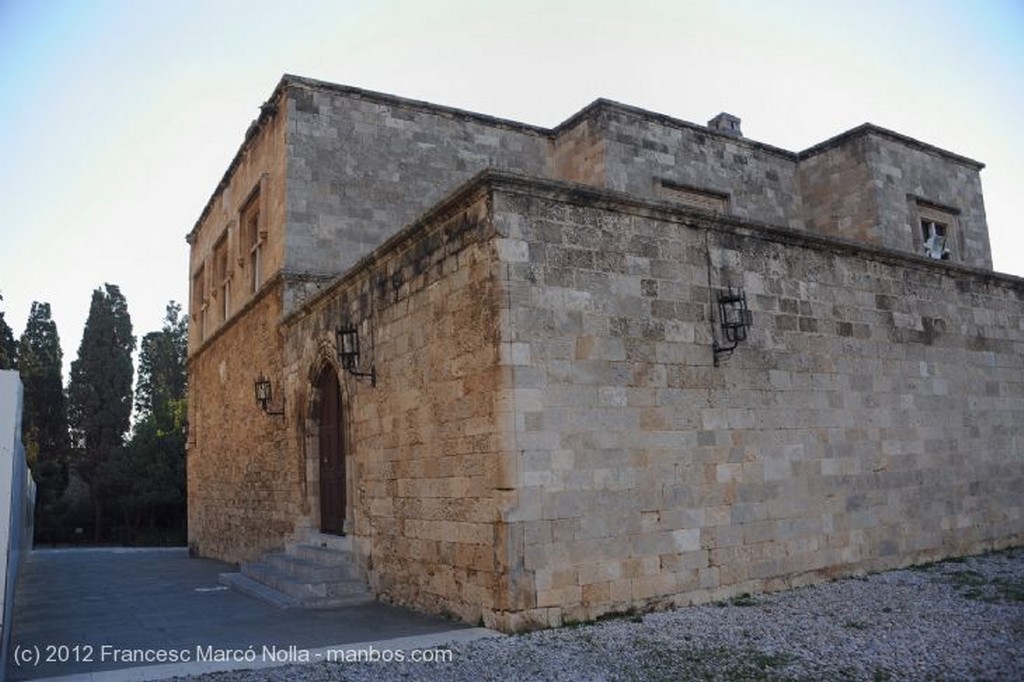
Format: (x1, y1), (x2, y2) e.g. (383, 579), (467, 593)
(186, 75), (1022, 632)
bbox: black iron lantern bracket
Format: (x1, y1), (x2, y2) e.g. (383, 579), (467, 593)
(336, 326), (377, 387)
(254, 374), (285, 416)
(713, 287), (753, 366)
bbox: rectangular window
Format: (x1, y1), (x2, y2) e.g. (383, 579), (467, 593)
(657, 179), (729, 214)
(213, 233), (230, 322)
(920, 220), (949, 260)
(916, 201), (958, 261)
(240, 189), (263, 294)
(192, 265), (206, 341)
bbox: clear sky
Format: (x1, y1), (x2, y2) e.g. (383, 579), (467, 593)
(1, 0), (1022, 382)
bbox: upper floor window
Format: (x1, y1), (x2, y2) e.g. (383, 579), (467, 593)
(212, 232), (230, 322)
(241, 189), (263, 293)
(916, 201), (958, 261)
(920, 220), (949, 260)
(192, 265), (206, 341)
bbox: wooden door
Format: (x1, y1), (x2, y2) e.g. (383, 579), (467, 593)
(318, 367), (346, 535)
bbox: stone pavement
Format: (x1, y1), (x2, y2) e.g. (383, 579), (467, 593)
(6, 548), (498, 681)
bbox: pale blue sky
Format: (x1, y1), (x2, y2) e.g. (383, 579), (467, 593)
(1, 0), (1022, 380)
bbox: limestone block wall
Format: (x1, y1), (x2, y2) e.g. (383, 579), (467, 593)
(186, 282), (296, 563)
(552, 107), (606, 186)
(184, 75), (1008, 620)
(798, 133), (876, 244)
(281, 77), (551, 291)
(187, 100), (288, 350)
(596, 105), (803, 229)
(489, 176), (1024, 628)
(281, 187), (520, 625)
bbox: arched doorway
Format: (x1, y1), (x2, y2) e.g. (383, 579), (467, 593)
(317, 366), (346, 535)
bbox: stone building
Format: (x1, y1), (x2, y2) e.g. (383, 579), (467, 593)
(186, 75), (1023, 631)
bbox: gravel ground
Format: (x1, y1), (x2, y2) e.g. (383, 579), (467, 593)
(178, 548), (1023, 682)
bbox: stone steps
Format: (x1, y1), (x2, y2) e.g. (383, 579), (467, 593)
(219, 535), (372, 609)
(263, 551), (362, 582)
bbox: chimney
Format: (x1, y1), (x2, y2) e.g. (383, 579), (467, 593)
(708, 112), (742, 138)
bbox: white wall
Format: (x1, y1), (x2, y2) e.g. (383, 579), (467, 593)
(0, 371), (35, 681)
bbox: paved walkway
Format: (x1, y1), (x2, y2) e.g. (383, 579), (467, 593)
(6, 548), (497, 681)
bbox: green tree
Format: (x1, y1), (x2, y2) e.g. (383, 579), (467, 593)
(18, 302), (69, 542)
(67, 284), (135, 542)
(135, 302), (187, 418)
(109, 397), (186, 544)
(0, 293), (16, 370)
(115, 301), (188, 543)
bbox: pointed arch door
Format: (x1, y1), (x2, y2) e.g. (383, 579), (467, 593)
(317, 366), (346, 535)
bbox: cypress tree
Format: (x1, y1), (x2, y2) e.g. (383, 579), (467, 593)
(135, 302), (187, 418)
(115, 301), (188, 543)
(18, 302), (69, 540)
(67, 284), (135, 542)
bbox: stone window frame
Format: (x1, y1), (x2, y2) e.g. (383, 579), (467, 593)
(912, 197), (961, 262)
(240, 176), (267, 295)
(212, 228), (232, 324)
(913, 197), (958, 261)
(655, 178), (730, 215)
(191, 264), (207, 342)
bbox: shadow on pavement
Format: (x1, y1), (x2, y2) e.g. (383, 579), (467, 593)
(7, 548), (485, 680)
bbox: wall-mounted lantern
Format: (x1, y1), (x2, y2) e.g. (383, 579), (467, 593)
(336, 327), (377, 387)
(713, 287), (753, 366)
(254, 373), (285, 416)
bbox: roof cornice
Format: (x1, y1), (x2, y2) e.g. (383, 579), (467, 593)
(798, 123), (984, 170)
